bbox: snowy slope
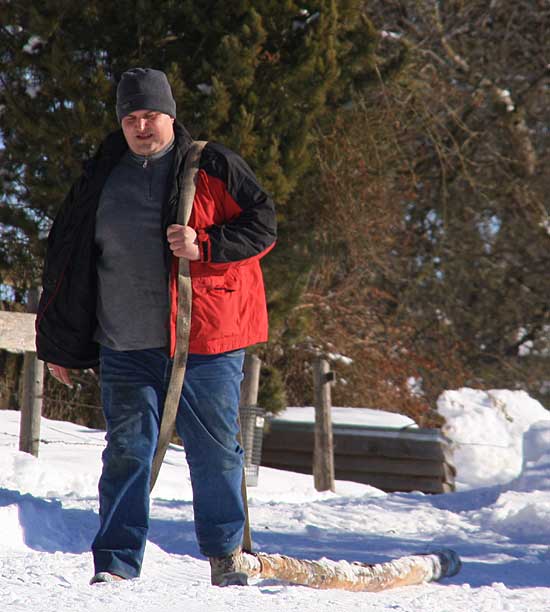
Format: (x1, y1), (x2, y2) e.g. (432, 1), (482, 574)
(1, 390), (550, 612)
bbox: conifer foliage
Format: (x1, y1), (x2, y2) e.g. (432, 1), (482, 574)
(0, 1), (374, 295)
(0, 1), (376, 421)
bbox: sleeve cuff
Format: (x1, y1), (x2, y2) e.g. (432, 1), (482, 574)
(197, 228), (212, 262)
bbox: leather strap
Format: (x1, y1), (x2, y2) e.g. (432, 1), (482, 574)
(149, 140), (207, 491)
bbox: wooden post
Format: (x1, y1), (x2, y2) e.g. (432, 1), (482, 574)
(240, 353), (261, 407)
(19, 288), (43, 457)
(238, 352), (261, 552)
(239, 353), (262, 460)
(313, 356), (335, 492)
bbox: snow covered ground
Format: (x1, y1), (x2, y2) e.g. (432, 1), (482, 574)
(1, 389), (550, 611)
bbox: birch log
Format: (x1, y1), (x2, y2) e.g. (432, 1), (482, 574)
(241, 549), (461, 592)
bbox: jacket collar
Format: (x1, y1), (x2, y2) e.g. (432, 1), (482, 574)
(173, 122), (194, 157)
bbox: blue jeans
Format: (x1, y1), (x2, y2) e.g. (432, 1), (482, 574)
(92, 346), (246, 579)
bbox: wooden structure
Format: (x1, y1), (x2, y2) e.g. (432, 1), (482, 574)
(238, 352), (262, 552)
(239, 354), (264, 486)
(262, 419), (455, 494)
(1, 310), (456, 493)
(312, 357), (335, 492)
(0, 311), (37, 354)
(0, 301), (43, 457)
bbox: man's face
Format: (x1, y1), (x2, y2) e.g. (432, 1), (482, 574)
(121, 109), (175, 156)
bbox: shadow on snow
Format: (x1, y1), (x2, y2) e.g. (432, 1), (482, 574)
(2, 486), (550, 589)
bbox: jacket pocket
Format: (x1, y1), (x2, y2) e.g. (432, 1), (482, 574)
(193, 269), (239, 292)
(191, 271), (241, 339)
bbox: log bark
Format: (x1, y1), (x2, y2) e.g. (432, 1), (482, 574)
(241, 549), (461, 591)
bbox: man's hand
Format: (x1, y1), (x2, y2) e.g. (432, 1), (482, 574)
(46, 363), (73, 388)
(167, 224), (200, 261)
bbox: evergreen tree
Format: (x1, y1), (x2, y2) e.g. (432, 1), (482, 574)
(0, 1), (376, 418)
(0, 0), (375, 290)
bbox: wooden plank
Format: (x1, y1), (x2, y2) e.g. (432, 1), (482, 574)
(272, 461), (448, 493)
(334, 434), (450, 463)
(261, 418), (456, 494)
(262, 459), (312, 476)
(335, 463), (456, 488)
(261, 460), (452, 493)
(262, 449), (455, 479)
(0, 311), (37, 353)
(335, 470), (452, 494)
(263, 426), (451, 463)
(261, 450), (311, 468)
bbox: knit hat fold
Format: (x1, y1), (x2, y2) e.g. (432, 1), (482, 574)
(116, 68), (176, 122)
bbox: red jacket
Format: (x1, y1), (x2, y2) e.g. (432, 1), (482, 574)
(36, 124), (277, 368)
(170, 164), (275, 355)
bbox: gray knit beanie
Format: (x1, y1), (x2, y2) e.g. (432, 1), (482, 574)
(116, 68), (176, 122)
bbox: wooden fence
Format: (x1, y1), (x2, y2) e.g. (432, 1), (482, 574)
(262, 419), (456, 494)
(1, 310), (456, 494)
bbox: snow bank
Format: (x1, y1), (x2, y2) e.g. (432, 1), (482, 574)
(437, 388), (550, 489)
(0, 411), (102, 498)
(469, 422), (550, 542)
(512, 421), (550, 493)
(478, 489), (550, 541)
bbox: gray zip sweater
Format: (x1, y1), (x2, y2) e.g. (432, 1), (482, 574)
(94, 141), (175, 350)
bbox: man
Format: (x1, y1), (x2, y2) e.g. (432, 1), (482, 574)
(36, 68), (276, 586)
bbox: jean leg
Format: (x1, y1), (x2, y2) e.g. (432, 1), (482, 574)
(92, 347), (167, 578)
(175, 349), (245, 557)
